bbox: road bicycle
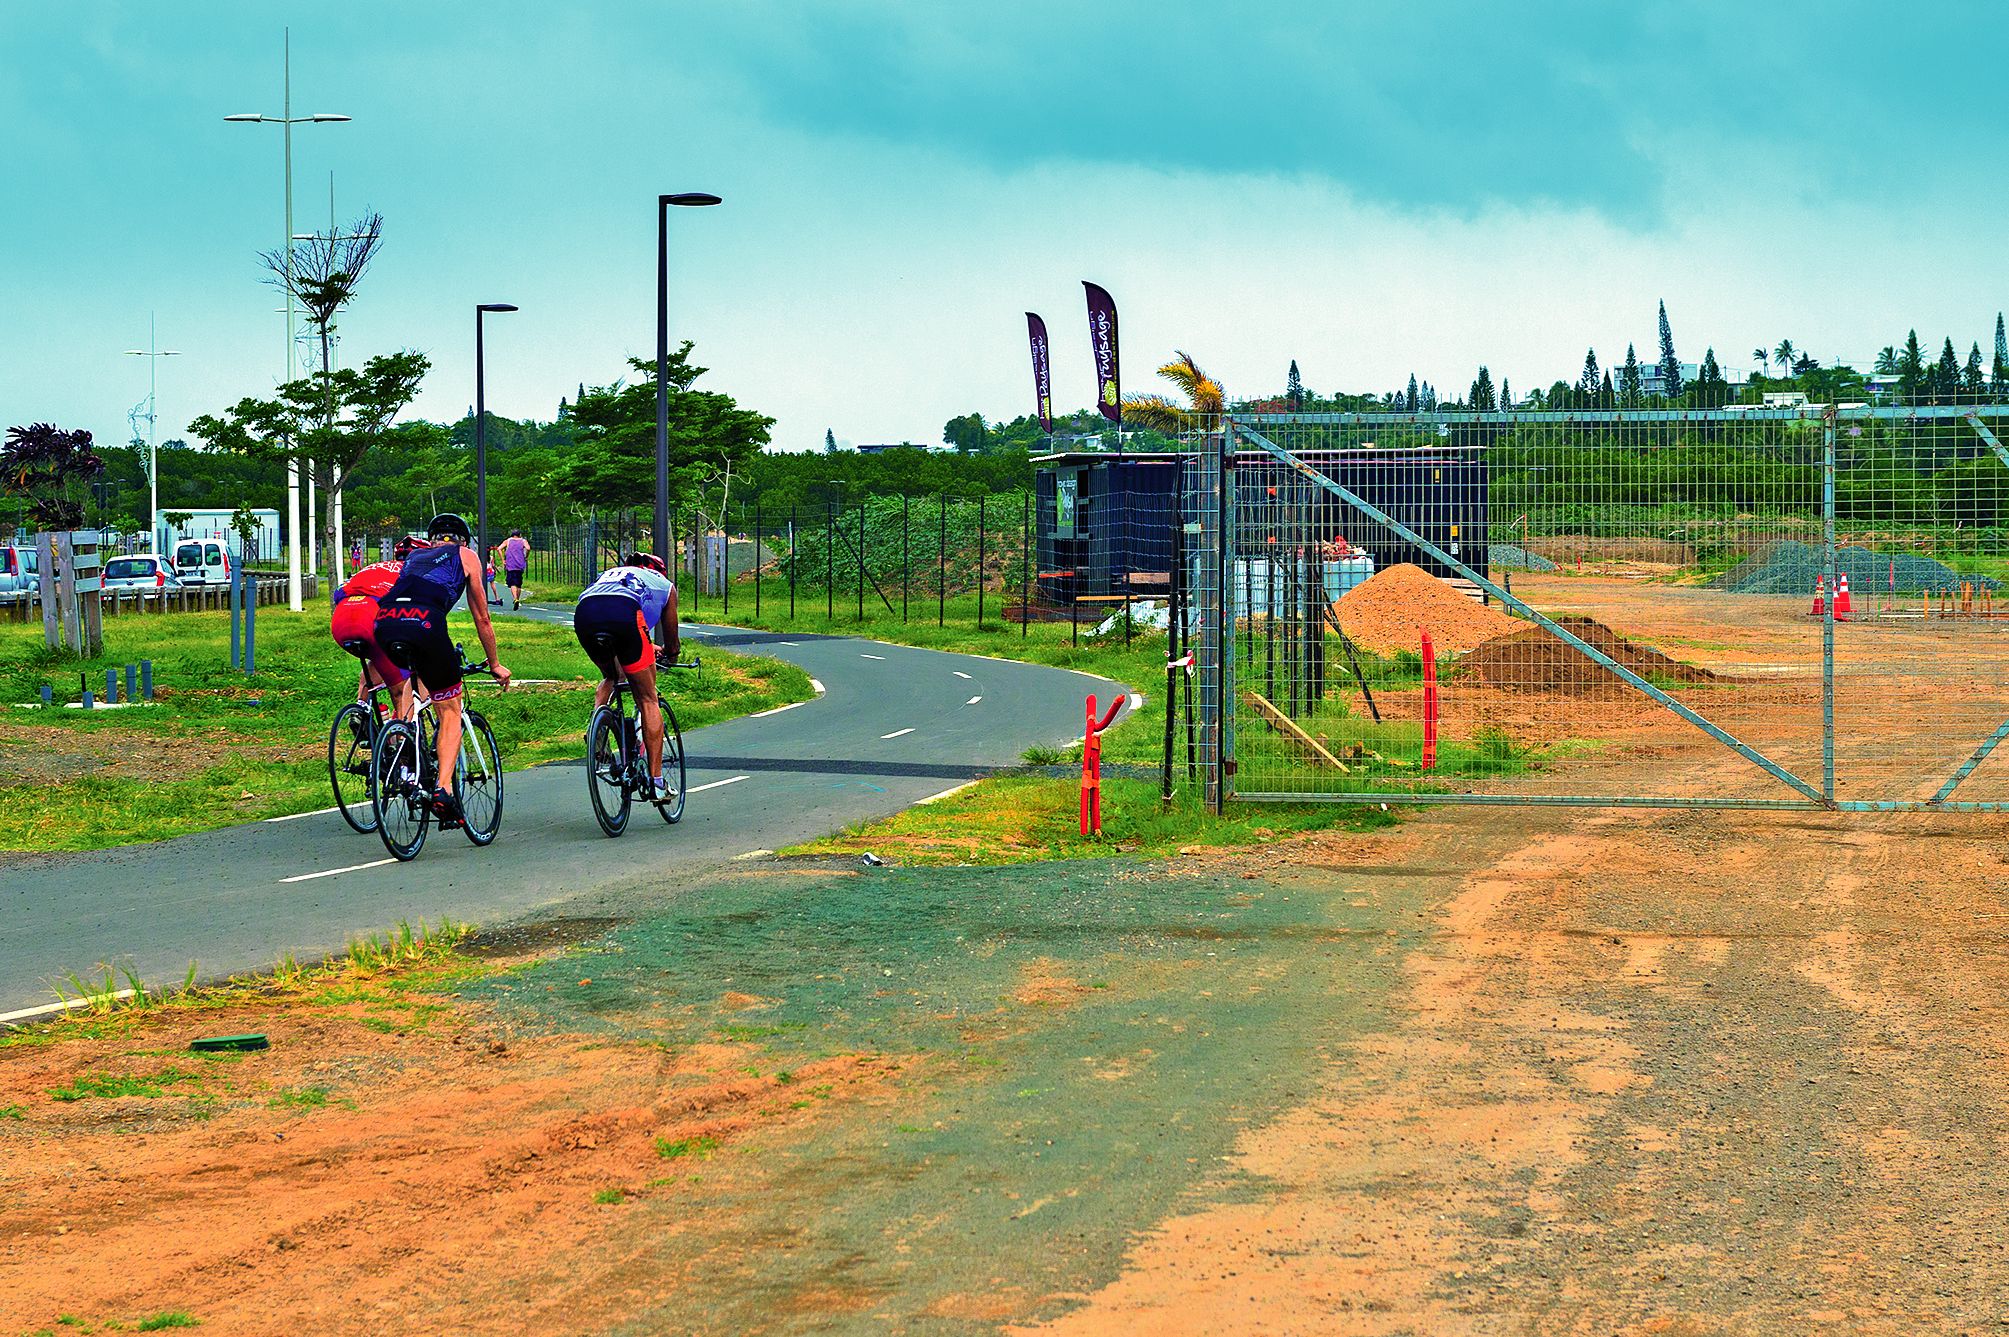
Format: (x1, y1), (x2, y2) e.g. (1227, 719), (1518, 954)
(584, 639), (695, 837)
(328, 665), (437, 834)
(370, 650), (504, 861)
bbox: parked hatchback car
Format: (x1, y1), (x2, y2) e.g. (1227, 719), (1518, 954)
(173, 539), (233, 587)
(101, 553), (181, 598)
(0, 544), (39, 603)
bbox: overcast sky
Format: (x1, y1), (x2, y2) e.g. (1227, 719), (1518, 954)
(4, 2), (2005, 453)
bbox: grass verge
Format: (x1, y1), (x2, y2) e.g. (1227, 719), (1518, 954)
(0, 607), (811, 851)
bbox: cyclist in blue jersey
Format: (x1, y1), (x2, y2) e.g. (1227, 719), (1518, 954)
(573, 551), (679, 800)
(374, 513), (512, 827)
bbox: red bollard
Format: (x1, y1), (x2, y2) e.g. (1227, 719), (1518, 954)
(1420, 629), (1438, 771)
(1080, 693), (1126, 836)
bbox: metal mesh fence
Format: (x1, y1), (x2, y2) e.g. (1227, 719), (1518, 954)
(1189, 399), (2009, 811)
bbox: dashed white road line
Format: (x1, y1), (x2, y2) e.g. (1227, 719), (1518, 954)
(280, 858), (396, 885)
(860, 653), (886, 661)
(687, 774), (751, 794)
(265, 806), (339, 823)
(880, 727), (915, 740)
(953, 671), (973, 680)
(747, 701), (806, 718)
(965, 695), (983, 705)
(915, 780), (978, 805)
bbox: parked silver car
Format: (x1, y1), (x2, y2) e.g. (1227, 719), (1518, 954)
(0, 544), (38, 603)
(101, 553), (182, 598)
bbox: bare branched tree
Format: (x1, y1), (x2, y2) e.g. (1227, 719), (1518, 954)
(257, 212), (385, 574)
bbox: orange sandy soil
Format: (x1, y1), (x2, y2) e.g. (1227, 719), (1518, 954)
(0, 980), (912, 1336)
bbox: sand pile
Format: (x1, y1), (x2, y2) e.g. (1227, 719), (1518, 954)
(1461, 616), (1719, 695)
(1333, 563), (1522, 656)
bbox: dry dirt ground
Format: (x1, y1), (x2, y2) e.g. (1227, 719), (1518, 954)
(7, 576), (2009, 1333)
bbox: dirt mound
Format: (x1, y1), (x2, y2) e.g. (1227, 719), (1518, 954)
(1333, 563), (1523, 657)
(1461, 616), (1719, 695)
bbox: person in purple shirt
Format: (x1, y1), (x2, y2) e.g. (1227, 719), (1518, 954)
(500, 530), (531, 609)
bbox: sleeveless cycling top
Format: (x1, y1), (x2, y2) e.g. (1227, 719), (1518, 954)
(382, 543), (468, 611)
(333, 560), (401, 605)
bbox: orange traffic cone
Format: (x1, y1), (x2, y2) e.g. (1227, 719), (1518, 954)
(1834, 572), (1853, 621)
(1810, 574), (1827, 617)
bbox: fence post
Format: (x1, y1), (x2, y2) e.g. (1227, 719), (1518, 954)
(754, 497), (762, 620)
(1021, 490), (1030, 639)
(1822, 407), (1837, 805)
(722, 504), (732, 618)
(826, 498), (835, 622)
(788, 505), (797, 621)
(856, 502), (866, 622)
(938, 491), (947, 628)
(230, 565), (241, 669)
(902, 494), (910, 623)
(977, 495), (986, 630)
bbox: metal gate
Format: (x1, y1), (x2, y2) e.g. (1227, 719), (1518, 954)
(1187, 403), (2009, 812)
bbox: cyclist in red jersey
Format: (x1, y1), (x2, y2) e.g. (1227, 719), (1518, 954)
(331, 535), (420, 719)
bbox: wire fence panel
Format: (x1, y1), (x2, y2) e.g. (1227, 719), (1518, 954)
(1194, 400), (2009, 811)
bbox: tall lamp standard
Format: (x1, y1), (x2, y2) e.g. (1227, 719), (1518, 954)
(656, 191), (721, 646)
(226, 26), (350, 610)
(124, 313), (182, 554)
(475, 303), (519, 592)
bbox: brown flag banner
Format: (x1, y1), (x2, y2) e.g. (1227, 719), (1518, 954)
(1026, 312), (1054, 433)
(1083, 281), (1120, 423)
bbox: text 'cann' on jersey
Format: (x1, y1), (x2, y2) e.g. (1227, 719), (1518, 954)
(582, 565), (675, 629)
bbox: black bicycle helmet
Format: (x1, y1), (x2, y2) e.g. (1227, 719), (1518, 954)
(392, 535), (419, 559)
(625, 551), (668, 577)
(427, 512), (472, 541)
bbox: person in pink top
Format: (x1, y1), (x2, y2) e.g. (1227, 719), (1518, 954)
(500, 529), (531, 609)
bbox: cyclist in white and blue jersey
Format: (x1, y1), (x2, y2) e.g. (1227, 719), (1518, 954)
(572, 552), (680, 800)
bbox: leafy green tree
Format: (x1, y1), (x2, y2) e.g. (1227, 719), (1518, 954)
(824, 427), (838, 454)
(1468, 366), (1496, 411)
(1656, 301), (1682, 399)
(1874, 346), (1899, 376)
(1753, 347), (1770, 381)
(1964, 343), (1987, 397)
(943, 414), (989, 453)
(1, 423), (104, 529)
(558, 344), (773, 518)
(1600, 370), (1615, 408)
(1619, 344), (1643, 406)
(1498, 377), (1511, 410)
(1696, 349), (1726, 407)
(1547, 379), (1572, 410)
(1994, 314), (2007, 392)
(1934, 338), (1962, 403)
(1286, 359), (1304, 409)
(188, 351), (431, 563)
(1773, 338), (1796, 379)
(1404, 374), (1419, 412)
(1577, 348), (1601, 404)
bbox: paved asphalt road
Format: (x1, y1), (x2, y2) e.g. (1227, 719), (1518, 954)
(0, 612), (1130, 1018)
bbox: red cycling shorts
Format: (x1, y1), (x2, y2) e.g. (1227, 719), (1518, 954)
(331, 596), (407, 685)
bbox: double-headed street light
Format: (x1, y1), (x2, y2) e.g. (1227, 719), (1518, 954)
(657, 191), (721, 645)
(124, 314), (182, 554)
(226, 26), (350, 610)
(475, 303), (519, 585)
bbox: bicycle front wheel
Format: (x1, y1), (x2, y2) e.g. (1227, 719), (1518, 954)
(585, 707), (631, 837)
(458, 710), (504, 846)
(656, 702), (686, 824)
(372, 720), (429, 861)
(328, 702), (378, 834)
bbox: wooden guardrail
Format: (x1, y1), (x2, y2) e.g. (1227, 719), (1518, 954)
(0, 575), (314, 624)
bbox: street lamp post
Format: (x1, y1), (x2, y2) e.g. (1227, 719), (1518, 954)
(656, 191), (721, 646)
(124, 313), (182, 554)
(475, 303), (519, 595)
(226, 26), (349, 610)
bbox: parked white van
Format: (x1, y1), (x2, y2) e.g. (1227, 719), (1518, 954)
(173, 539), (233, 587)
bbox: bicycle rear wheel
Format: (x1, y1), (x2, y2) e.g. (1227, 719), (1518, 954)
(458, 710), (504, 846)
(586, 706), (631, 836)
(328, 702), (378, 833)
(655, 702), (686, 824)
(372, 720), (429, 861)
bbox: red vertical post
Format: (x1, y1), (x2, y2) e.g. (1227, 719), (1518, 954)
(1420, 629), (1438, 771)
(1081, 694), (1098, 835)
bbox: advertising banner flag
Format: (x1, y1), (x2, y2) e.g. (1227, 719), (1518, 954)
(1083, 281), (1121, 423)
(1026, 313), (1054, 433)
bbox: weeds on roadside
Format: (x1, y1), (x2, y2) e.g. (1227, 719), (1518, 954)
(592, 1187), (626, 1205)
(50, 962), (201, 1018)
(48, 1067), (206, 1102)
(346, 919), (469, 973)
(136, 1315), (200, 1331)
(654, 1134), (719, 1160)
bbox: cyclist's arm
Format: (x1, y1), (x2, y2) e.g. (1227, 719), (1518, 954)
(662, 584), (680, 665)
(462, 547), (511, 685)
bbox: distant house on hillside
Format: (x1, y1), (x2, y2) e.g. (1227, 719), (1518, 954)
(857, 442), (928, 455)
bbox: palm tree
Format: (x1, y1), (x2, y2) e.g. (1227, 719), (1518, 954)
(1121, 351), (1224, 433)
(1752, 347), (1769, 381)
(1774, 339), (1796, 377)
(1874, 346), (1900, 375)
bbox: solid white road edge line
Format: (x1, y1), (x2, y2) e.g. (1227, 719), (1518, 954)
(733, 848), (774, 860)
(953, 671), (973, 679)
(747, 701), (806, 718)
(880, 727), (915, 739)
(915, 781), (978, 805)
(0, 991), (140, 1025)
(809, 678), (826, 694)
(280, 858), (397, 885)
(687, 774), (751, 794)
(266, 806), (340, 823)
(966, 695), (982, 705)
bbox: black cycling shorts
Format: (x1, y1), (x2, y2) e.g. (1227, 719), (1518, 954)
(374, 600), (464, 700)
(573, 593), (653, 677)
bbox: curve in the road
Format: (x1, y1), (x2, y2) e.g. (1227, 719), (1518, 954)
(0, 615), (1131, 1019)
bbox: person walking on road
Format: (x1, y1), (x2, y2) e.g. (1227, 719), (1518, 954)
(501, 529), (530, 610)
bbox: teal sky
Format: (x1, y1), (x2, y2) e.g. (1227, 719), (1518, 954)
(3, 2), (2005, 454)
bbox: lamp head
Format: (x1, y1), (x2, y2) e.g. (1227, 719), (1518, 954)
(223, 113), (265, 122)
(477, 303), (519, 313)
(661, 192), (722, 208)
(309, 114), (351, 122)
